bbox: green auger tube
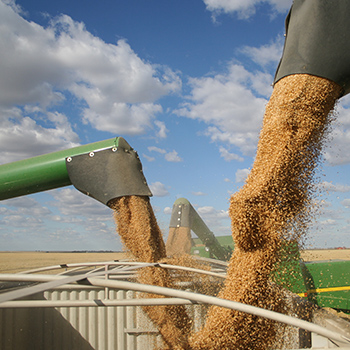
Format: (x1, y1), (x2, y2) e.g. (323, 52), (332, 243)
(0, 137), (152, 205)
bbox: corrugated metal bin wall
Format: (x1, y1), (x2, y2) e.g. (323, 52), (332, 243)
(0, 287), (206, 350)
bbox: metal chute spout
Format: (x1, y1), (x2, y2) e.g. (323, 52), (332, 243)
(274, 0), (350, 96)
(0, 137), (152, 206)
(167, 198), (232, 261)
(66, 138), (152, 206)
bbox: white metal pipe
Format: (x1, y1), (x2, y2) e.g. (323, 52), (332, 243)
(195, 256), (229, 267)
(0, 273), (65, 282)
(78, 290), (88, 339)
(107, 290), (116, 350)
(86, 278), (350, 346)
(0, 298), (197, 308)
(98, 289), (106, 349)
(88, 290), (97, 348)
(18, 260), (135, 274)
(1, 271), (349, 345)
(126, 290), (136, 350)
(116, 290), (125, 350)
(1, 265), (349, 346)
(157, 263), (227, 279)
(12, 261), (227, 279)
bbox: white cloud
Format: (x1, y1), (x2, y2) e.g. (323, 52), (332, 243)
(52, 17), (180, 133)
(164, 150), (182, 162)
(0, 2), (181, 159)
(81, 102), (163, 135)
(174, 37), (285, 159)
(1, 215), (43, 228)
(142, 154), (156, 162)
(266, 0), (293, 13)
(164, 206), (172, 215)
(2, 196), (51, 215)
(320, 181), (350, 193)
(239, 36), (284, 70)
(249, 71), (275, 98)
(219, 146), (244, 162)
(324, 127), (350, 166)
(204, 0), (259, 19)
(2, 0), (24, 14)
(323, 96), (350, 166)
(341, 199), (350, 208)
(149, 182), (170, 197)
(0, 5), (63, 107)
(324, 129), (350, 165)
(0, 107), (80, 164)
(235, 168), (250, 183)
(0, 196), (51, 228)
(176, 63), (269, 156)
(51, 188), (112, 218)
(154, 120), (168, 138)
(319, 218), (337, 226)
(148, 146), (167, 154)
(197, 206), (229, 220)
(203, 0), (292, 20)
(196, 205), (230, 233)
(0, 188), (120, 249)
(50, 188), (117, 237)
(192, 191), (207, 196)
(148, 147), (182, 162)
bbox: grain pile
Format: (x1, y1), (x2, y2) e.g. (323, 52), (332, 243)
(109, 195), (192, 349)
(189, 74), (342, 349)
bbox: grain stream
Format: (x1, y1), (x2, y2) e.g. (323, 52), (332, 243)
(110, 74), (342, 350)
(188, 74), (342, 349)
(110, 195), (192, 349)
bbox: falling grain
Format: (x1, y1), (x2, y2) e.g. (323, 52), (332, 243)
(110, 195), (192, 349)
(189, 74), (342, 349)
(110, 74), (342, 349)
(166, 226), (193, 257)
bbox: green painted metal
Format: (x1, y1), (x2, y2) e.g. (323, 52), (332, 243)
(191, 233), (350, 312)
(272, 241), (307, 295)
(171, 198), (232, 261)
(301, 260), (350, 312)
(191, 236), (234, 259)
(0, 137), (119, 200)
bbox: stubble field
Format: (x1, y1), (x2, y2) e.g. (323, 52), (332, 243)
(0, 249), (349, 274)
(0, 251), (128, 273)
(300, 249), (350, 262)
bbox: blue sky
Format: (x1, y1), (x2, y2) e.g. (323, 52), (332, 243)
(1, 0), (350, 251)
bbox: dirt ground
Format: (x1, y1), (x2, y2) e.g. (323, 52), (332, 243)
(0, 249), (348, 274)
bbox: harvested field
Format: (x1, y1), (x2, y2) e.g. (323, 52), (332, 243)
(300, 248), (350, 262)
(0, 249), (348, 274)
(0, 251), (127, 274)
